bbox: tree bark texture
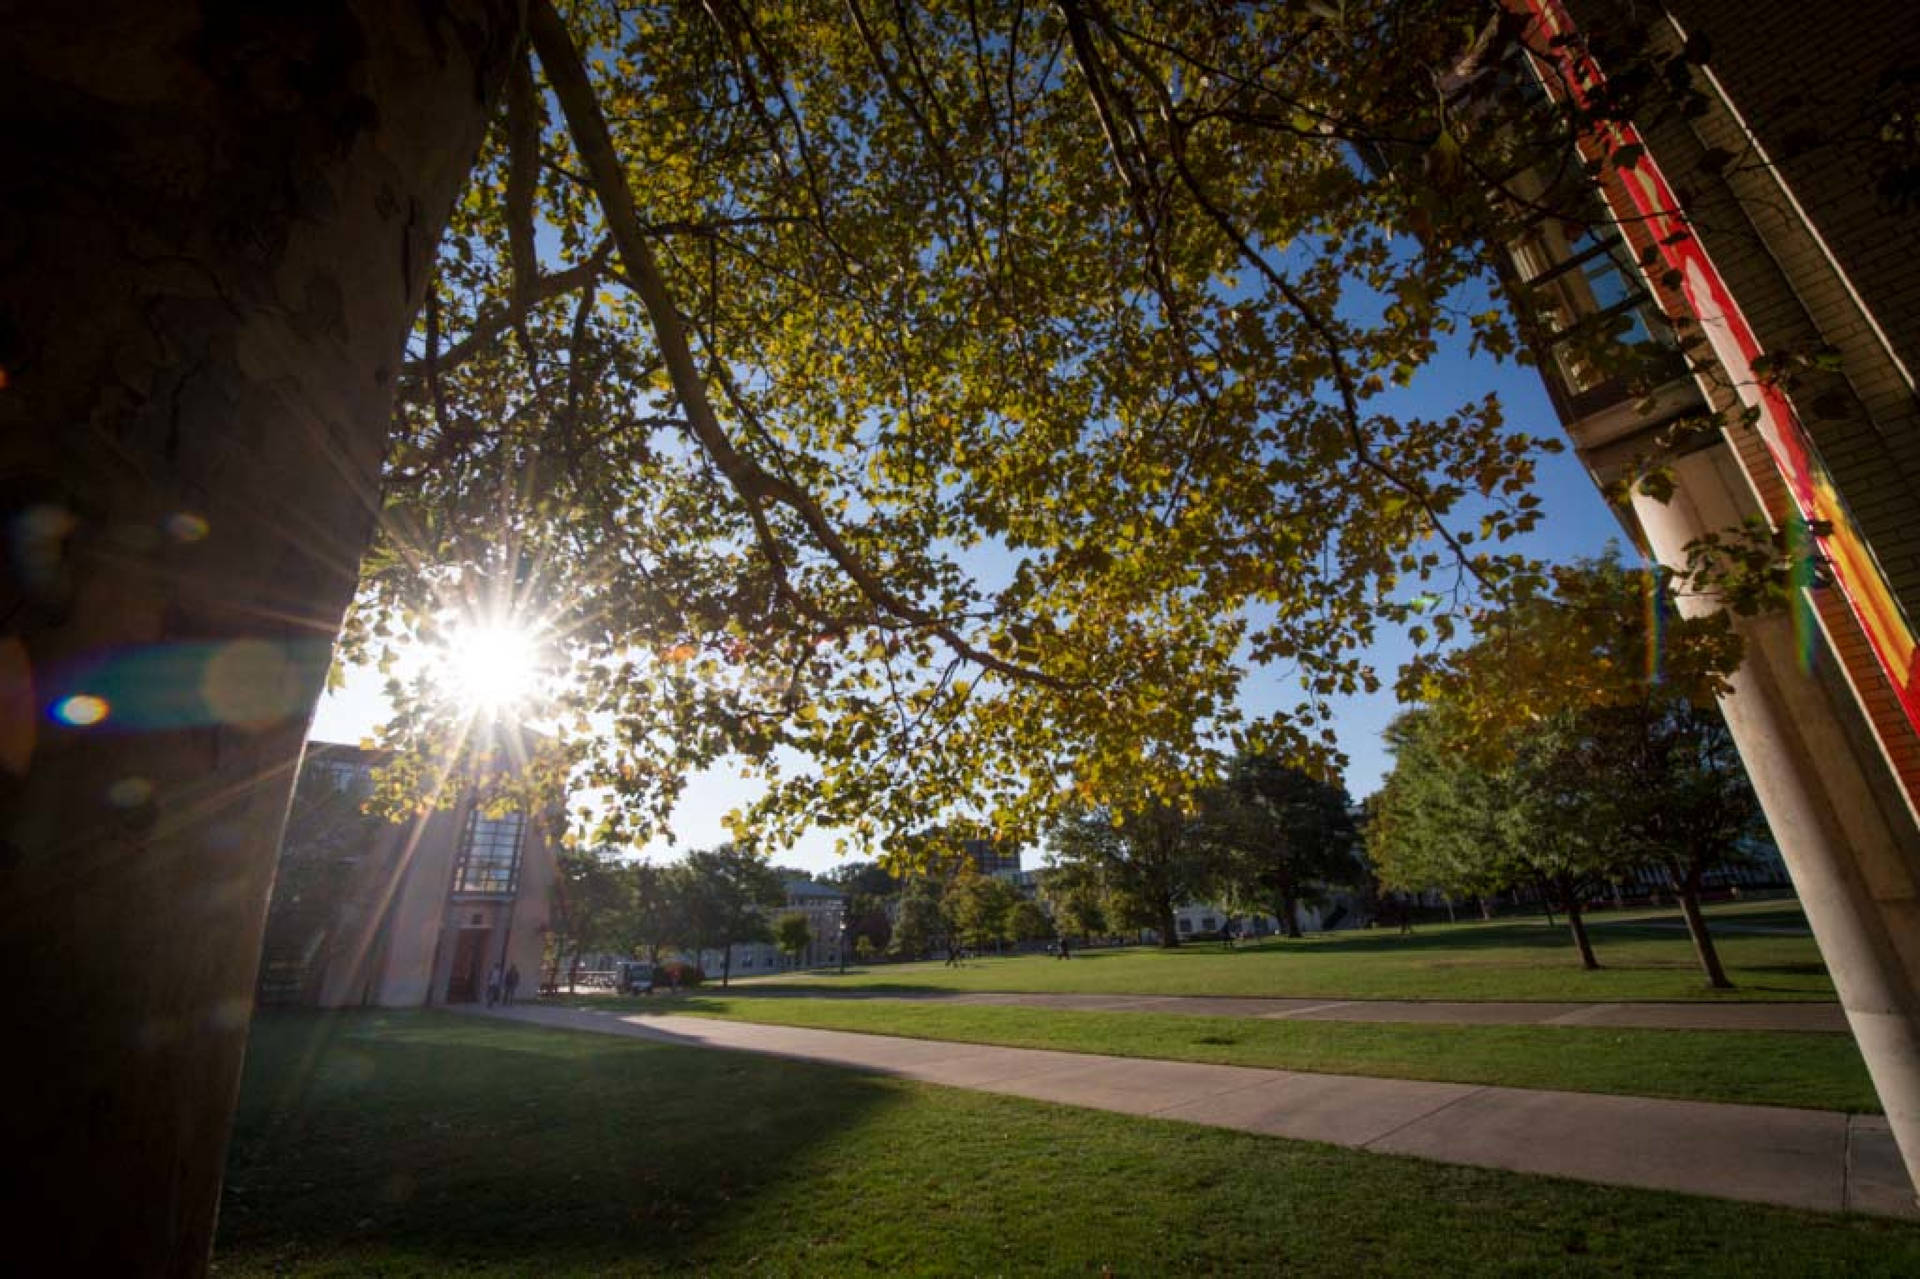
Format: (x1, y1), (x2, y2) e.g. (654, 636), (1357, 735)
(0, 4), (517, 1273)
(1158, 902), (1181, 947)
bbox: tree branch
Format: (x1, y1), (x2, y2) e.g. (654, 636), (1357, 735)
(528, 0), (1064, 690)
(406, 243), (610, 377)
(1077, 7), (1499, 599)
(505, 44), (545, 371)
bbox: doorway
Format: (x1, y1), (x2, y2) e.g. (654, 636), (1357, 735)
(446, 928), (492, 1003)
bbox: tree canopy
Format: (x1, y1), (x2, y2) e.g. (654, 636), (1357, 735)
(1046, 800), (1219, 946)
(773, 911), (813, 963)
(670, 843), (786, 983)
(1371, 553), (1759, 976)
(1214, 754), (1361, 938)
(347, 0), (1586, 856)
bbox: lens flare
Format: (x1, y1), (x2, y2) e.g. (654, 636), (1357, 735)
(53, 694), (110, 727)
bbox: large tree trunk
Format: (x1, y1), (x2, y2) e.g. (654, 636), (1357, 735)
(1277, 889), (1304, 939)
(1673, 862), (1735, 990)
(1158, 901), (1181, 947)
(0, 6), (516, 1274)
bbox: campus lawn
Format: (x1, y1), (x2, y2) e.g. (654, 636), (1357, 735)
(213, 1013), (1920, 1277)
(619, 996), (1877, 1113)
(738, 900), (1834, 1002)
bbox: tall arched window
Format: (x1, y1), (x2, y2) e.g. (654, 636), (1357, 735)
(453, 809), (525, 895)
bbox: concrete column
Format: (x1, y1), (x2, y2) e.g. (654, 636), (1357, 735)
(1633, 443), (1920, 1198)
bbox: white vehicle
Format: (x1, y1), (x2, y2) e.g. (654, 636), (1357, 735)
(614, 960), (655, 995)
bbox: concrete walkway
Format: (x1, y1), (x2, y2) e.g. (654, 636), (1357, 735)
(480, 1003), (1913, 1220)
(704, 987), (1850, 1033)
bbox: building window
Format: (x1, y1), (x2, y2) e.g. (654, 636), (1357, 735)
(312, 758), (371, 797)
(453, 809), (524, 895)
(1177, 918), (1192, 933)
(1508, 219), (1674, 399)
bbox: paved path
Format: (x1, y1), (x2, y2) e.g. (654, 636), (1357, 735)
(705, 987), (1850, 1033)
(480, 1003), (1913, 1219)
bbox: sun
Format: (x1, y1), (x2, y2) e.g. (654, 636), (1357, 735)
(434, 621), (544, 717)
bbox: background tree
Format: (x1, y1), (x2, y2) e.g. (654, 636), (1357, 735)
(774, 912), (813, 969)
(1579, 699), (1764, 988)
(1039, 862), (1111, 944)
(1008, 900), (1056, 948)
(843, 893), (894, 956)
(1046, 801), (1221, 947)
(1392, 553), (1751, 976)
(1506, 719), (1634, 970)
(551, 848), (635, 990)
(617, 860), (685, 968)
(889, 876), (951, 961)
(822, 860), (901, 898)
(948, 871), (1022, 954)
(1216, 756), (1362, 939)
(670, 845), (785, 988)
(1372, 703), (1627, 969)
(1368, 714), (1523, 918)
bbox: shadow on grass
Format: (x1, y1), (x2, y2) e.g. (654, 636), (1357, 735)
(217, 1010), (897, 1272)
(1227, 921), (1582, 958)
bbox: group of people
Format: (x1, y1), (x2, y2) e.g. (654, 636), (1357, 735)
(485, 962), (521, 1007)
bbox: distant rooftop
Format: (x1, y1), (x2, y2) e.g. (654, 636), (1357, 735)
(783, 877), (847, 900)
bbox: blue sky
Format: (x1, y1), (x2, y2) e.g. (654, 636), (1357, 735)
(312, 329), (1626, 875)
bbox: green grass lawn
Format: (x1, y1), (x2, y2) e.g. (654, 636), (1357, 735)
(738, 900), (1833, 1002)
(601, 995), (1878, 1113)
(214, 1012), (1920, 1277)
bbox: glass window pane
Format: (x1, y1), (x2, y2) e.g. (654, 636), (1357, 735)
(454, 810), (524, 894)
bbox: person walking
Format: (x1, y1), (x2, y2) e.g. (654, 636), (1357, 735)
(485, 962), (503, 1007)
(503, 964), (521, 1006)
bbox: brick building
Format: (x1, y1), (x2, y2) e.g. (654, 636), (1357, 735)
(1502, 0), (1920, 1193)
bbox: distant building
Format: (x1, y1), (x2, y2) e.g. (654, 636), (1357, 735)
(1002, 868), (1043, 898)
(962, 838), (1020, 877)
(691, 876), (848, 976)
(255, 741), (560, 1008)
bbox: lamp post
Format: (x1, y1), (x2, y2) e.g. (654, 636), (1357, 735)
(839, 899), (849, 975)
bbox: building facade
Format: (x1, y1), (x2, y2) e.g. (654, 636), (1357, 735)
(692, 876), (850, 976)
(256, 742), (559, 1008)
(1502, 0), (1920, 1190)
(962, 838), (1022, 878)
